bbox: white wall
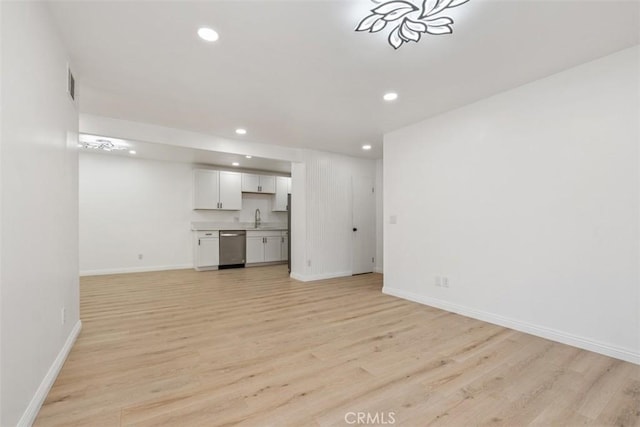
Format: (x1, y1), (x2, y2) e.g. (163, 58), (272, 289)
(375, 158), (383, 273)
(1, 2), (81, 425)
(291, 150), (377, 281)
(384, 46), (640, 364)
(79, 152), (288, 275)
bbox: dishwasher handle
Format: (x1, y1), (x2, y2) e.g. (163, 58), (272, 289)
(220, 232), (243, 237)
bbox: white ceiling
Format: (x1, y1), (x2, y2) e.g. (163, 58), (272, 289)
(49, 0), (639, 159)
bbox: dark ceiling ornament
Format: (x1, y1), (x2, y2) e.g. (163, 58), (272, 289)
(356, 0), (471, 49)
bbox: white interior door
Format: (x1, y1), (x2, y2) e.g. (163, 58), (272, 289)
(352, 175), (375, 275)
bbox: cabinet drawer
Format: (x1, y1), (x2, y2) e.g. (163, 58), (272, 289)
(197, 231), (219, 238)
(246, 230), (282, 238)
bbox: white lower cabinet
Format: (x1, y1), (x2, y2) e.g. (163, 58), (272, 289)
(246, 236), (265, 264)
(194, 231), (219, 270)
(246, 230), (288, 264)
(264, 236), (282, 262)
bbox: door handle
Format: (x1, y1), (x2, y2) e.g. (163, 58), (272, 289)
(353, 227), (358, 232)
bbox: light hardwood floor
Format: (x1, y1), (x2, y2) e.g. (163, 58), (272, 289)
(35, 266), (639, 426)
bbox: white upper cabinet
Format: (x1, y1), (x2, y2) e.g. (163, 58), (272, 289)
(193, 169), (242, 210)
(218, 171), (242, 210)
(241, 173), (260, 193)
(273, 176), (289, 212)
(193, 169), (220, 209)
(259, 175), (276, 193)
(241, 173), (276, 194)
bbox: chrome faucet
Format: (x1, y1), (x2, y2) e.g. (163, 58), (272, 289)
(255, 208), (261, 229)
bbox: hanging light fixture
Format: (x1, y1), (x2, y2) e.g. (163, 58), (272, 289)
(356, 0), (471, 49)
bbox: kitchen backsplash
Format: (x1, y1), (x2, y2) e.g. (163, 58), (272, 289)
(191, 192), (288, 224)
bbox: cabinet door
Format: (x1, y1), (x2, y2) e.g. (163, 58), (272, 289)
(281, 236), (288, 261)
(246, 236), (264, 263)
(196, 237), (219, 268)
(241, 173), (260, 192)
(259, 175), (276, 194)
(194, 170), (219, 209)
(219, 171), (242, 210)
(264, 236), (281, 262)
(273, 176), (288, 212)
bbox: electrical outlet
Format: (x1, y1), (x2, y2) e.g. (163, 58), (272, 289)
(138, 254), (143, 260)
(61, 307), (66, 325)
(435, 276), (441, 287)
(442, 277), (449, 288)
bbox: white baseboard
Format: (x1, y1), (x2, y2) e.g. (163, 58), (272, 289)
(18, 320), (82, 427)
(383, 287), (639, 365)
(290, 271), (352, 282)
(374, 266), (384, 273)
(80, 264), (192, 276)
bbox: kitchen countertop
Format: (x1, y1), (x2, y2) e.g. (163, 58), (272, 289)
(191, 222), (287, 231)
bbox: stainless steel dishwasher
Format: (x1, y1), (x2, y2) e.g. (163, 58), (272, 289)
(219, 230), (246, 268)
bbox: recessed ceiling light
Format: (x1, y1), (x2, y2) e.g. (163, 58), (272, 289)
(129, 150), (136, 155)
(245, 155), (252, 159)
(362, 144), (372, 150)
(383, 92), (398, 101)
(235, 128), (247, 135)
(197, 27), (219, 42)
(232, 162), (240, 166)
